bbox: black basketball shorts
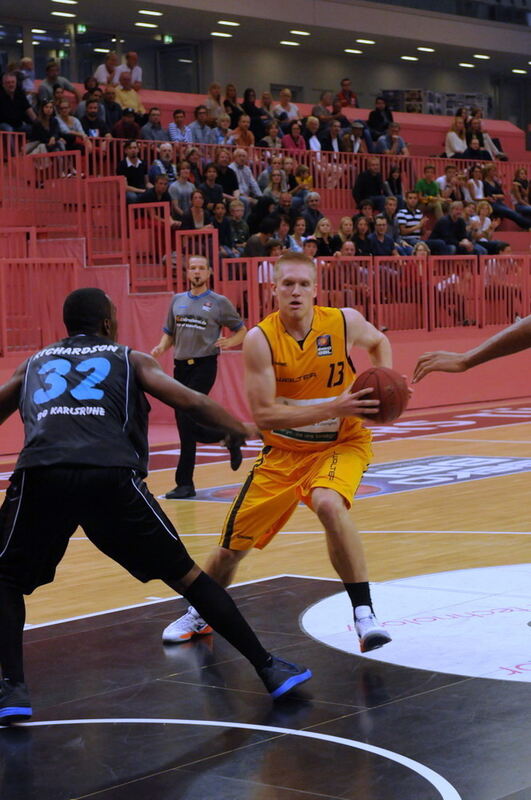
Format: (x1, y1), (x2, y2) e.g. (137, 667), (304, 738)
(0, 466), (194, 594)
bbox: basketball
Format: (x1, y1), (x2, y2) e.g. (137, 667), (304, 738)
(352, 367), (409, 424)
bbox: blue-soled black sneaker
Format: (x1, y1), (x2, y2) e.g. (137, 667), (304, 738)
(0, 679), (32, 725)
(257, 656), (312, 699)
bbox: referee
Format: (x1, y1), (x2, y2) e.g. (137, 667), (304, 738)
(151, 254), (247, 499)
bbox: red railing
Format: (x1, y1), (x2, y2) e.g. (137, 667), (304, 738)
(480, 253), (530, 326)
(128, 202), (173, 293)
(0, 258), (79, 355)
(84, 176), (128, 265)
(0, 227), (37, 259)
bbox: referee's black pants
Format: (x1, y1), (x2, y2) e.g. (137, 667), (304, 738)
(173, 355), (223, 487)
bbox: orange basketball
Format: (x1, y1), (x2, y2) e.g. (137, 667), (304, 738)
(352, 367), (409, 424)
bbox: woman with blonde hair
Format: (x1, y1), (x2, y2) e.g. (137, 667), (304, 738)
(205, 82), (223, 124)
(412, 240), (430, 256)
(264, 168), (284, 203)
(469, 199), (507, 254)
(330, 216), (355, 252)
(288, 216), (307, 252)
(511, 167), (531, 216)
(313, 217), (335, 256)
(444, 116), (467, 158)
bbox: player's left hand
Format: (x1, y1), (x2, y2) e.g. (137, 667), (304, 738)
(216, 337), (232, 350)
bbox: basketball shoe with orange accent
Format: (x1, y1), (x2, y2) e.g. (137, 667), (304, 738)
(354, 606), (392, 653)
(162, 606), (213, 644)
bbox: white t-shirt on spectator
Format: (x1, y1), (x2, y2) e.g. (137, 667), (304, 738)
(94, 64), (117, 84)
(115, 64), (143, 86)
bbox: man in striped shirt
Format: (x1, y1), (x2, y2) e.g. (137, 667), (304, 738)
(395, 191), (448, 254)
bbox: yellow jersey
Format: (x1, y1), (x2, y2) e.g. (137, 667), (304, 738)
(258, 306), (368, 451)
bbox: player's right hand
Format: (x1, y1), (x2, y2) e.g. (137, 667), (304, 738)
(413, 351), (467, 383)
(334, 387), (380, 417)
(150, 345), (164, 358)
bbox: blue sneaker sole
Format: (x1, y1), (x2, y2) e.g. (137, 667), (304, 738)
(0, 706), (32, 723)
(270, 669), (312, 699)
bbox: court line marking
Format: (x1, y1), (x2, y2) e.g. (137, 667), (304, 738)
(22, 718), (462, 800)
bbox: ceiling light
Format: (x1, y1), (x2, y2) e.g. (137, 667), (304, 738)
(473, 54), (490, 60)
(459, 63), (475, 68)
(345, 48), (362, 54)
(31, 28), (47, 33)
(401, 56), (418, 61)
(280, 40), (300, 46)
(512, 68), (527, 74)
(290, 30), (310, 35)
(16, 38), (22, 43)
(51, 11), (76, 17)
(178, 58), (193, 63)
(417, 47), (435, 52)
(51, 0), (77, 4)
(217, 20), (240, 26)
(138, 9), (163, 15)
(32, 41), (40, 45)
(135, 22), (158, 27)
(94, 48), (110, 53)
(210, 31), (232, 37)
(356, 38), (375, 44)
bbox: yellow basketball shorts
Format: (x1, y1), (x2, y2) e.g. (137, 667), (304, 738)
(220, 436), (372, 551)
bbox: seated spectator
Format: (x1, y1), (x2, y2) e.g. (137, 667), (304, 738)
(292, 164), (312, 206)
(168, 109), (190, 144)
(463, 164), (485, 203)
(205, 82), (223, 125)
(56, 99), (92, 153)
(115, 72), (145, 118)
(215, 148), (240, 203)
(470, 200), (508, 254)
(242, 88), (265, 139)
(383, 164), (404, 206)
(338, 240), (356, 257)
(375, 121), (409, 156)
(228, 199), (249, 254)
(258, 155), (285, 191)
(303, 237), (318, 261)
(282, 156), (298, 192)
(330, 216), (355, 253)
(368, 216), (398, 256)
(212, 201), (239, 257)
(111, 108), (140, 140)
(82, 77), (99, 100)
(353, 157), (385, 211)
(212, 113), (232, 145)
(274, 214), (291, 250)
(277, 191), (298, 225)
(461, 135), (491, 162)
(26, 100), (64, 154)
(258, 239), (283, 283)
(368, 96), (393, 142)
(229, 114), (255, 148)
(288, 216), (307, 251)
(463, 201), (477, 227)
(313, 218), (335, 256)
(483, 164), (531, 230)
(335, 77), (359, 108)
(80, 98), (111, 139)
(75, 88), (105, 123)
(382, 196), (400, 240)
(511, 167), (531, 217)
(330, 98), (351, 131)
(412, 240), (431, 256)
(467, 117), (506, 161)
(302, 192), (324, 235)
(260, 91), (275, 126)
(352, 199), (376, 233)
(0, 71), (36, 133)
(169, 161), (195, 218)
(223, 83), (244, 129)
(320, 119), (345, 152)
(342, 121), (369, 154)
(444, 116), (467, 158)
(415, 164), (444, 219)
(229, 148), (262, 207)
(353, 216), (372, 255)
(102, 86), (123, 130)
(247, 197), (279, 235)
(428, 201), (485, 255)
(436, 164), (464, 205)
(94, 52), (119, 86)
(51, 84), (65, 114)
(19, 57), (36, 105)
(263, 167), (284, 203)
(38, 59), (80, 104)
(116, 139), (148, 203)
(140, 107), (168, 141)
(395, 190), (428, 246)
(115, 52), (143, 91)
(257, 120), (283, 149)
(186, 104), (215, 145)
(282, 120), (306, 152)
(180, 189), (213, 230)
(198, 162), (224, 211)
(311, 90), (335, 132)
(243, 216), (277, 256)
(184, 146), (203, 184)
(138, 174), (172, 208)
(303, 116), (322, 151)
(148, 142), (178, 184)
(273, 88), (300, 124)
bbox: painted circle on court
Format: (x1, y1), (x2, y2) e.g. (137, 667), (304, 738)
(301, 564), (531, 682)
(22, 718), (462, 800)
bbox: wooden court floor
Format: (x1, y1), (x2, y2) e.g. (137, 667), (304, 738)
(22, 409), (531, 627)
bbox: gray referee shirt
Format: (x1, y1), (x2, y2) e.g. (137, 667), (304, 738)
(163, 290), (244, 360)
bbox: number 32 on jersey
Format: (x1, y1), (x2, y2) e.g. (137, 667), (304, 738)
(33, 357), (111, 404)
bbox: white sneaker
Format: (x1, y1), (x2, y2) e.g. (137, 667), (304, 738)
(162, 606), (213, 643)
(354, 606), (392, 653)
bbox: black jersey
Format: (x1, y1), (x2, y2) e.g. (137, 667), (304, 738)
(16, 335), (150, 475)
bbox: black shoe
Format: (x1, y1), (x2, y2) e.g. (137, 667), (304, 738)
(257, 655), (312, 699)
(165, 485), (196, 499)
(0, 679), (32, 725)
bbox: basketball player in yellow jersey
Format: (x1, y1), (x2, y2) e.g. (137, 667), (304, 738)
(164, 252), (393, 652)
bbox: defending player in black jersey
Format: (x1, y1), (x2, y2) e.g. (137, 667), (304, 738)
(0, 288), (311, 723)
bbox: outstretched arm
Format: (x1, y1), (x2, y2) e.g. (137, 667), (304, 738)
(0, 361), (27, 424)
(130, 351), (246, 438)
(413, 315), (531, 383)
